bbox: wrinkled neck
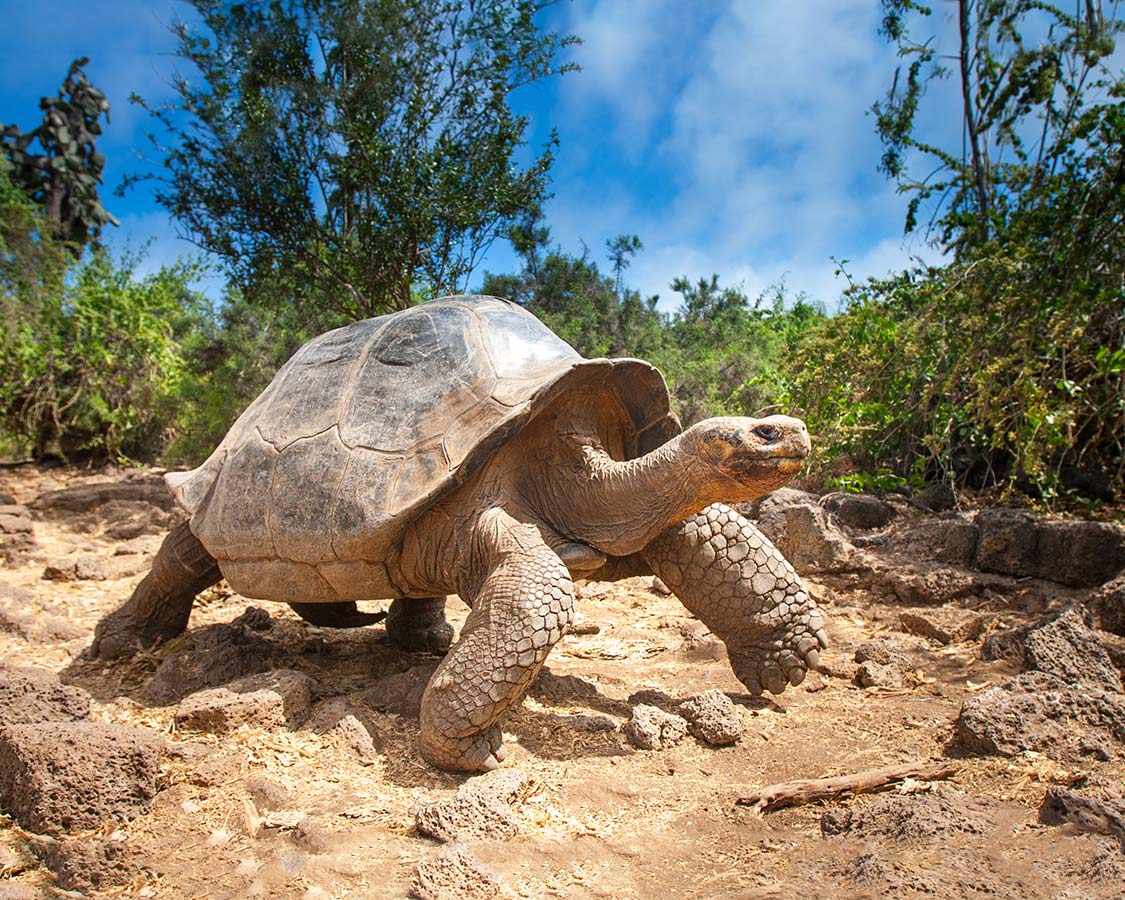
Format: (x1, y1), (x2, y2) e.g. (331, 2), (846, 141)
(532, 432), (724, 556)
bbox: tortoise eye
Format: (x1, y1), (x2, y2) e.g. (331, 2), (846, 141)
(752, 424), (779, 443)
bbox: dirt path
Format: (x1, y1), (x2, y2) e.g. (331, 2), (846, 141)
(1, 465), (1122, 899)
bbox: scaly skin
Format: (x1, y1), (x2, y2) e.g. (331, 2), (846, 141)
(643, 503), (827, 696)
(87, 521), (221, 660)
(418, 509), (574, 772)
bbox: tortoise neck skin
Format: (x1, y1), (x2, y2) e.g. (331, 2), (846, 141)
(531, 414), (811, 556)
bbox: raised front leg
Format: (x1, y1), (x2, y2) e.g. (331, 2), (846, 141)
(89, 521), (222, 659)
(419, 509), (574, 772)
(643, 503), (827, 696)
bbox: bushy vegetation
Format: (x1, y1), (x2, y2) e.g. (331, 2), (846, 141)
(1, 1), (1121, 507)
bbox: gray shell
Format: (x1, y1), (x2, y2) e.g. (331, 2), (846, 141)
(168, 295), (678, 602)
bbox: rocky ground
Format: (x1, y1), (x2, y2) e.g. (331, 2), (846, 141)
(1, 464), (1124, 900)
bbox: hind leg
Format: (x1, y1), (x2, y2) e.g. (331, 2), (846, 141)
(385, 597), (453, 653)
(89, 521), (222, 660)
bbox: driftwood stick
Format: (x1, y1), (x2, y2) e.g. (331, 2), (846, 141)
(736, 760), (959, 813)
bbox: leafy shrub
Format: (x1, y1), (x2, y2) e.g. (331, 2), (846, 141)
(0, 246), (209, 461)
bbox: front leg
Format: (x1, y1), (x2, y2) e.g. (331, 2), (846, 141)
(419, 509), (574, 772)
(643, 503), (827, 696)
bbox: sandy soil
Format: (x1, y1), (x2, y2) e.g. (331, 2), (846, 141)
(1, 464), (1122, 900)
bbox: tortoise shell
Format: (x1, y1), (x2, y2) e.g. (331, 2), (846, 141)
(167, 295), (679, 601)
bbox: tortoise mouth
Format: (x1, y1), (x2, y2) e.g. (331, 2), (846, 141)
(717, 453), (807, 488)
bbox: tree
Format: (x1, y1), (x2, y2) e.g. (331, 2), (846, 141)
(131, 0), (577, 320)
(873, 0), (1123, 251)
(1, 58), (118, 250)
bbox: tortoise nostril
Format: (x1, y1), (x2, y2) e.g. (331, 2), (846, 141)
(752, 424), (778, 443)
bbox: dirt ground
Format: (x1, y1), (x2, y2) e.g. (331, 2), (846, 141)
(1, 464), (1123, 900)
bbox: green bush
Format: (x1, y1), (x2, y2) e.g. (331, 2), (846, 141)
(0, 246), (210, 461)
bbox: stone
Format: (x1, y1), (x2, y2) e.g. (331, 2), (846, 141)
(884, 516), (980, 567)
(820, 788), (989, 840)
(974, 509), (1125, 587)
(174, 669), (317, 732)
(141, 619), (282, 705)
(1089, 575), (1125, 636)
(821, 492), (895, 530)
(957, 672), (1125, 759)
(624, 704), (688, 750)
(980, 625), (1032, 666)
(307, 697), (383, 764)
(29, 835), (136, 893)
(364, 664), (437, 718)
(856, 660), (902, 689)
(0, 721), (163, 835)
(41, 558), (78, 581)
(678, 689), (742, 746)
(29, 476), (177, 516)
(0, 505), (37, 564)
(413, 769), (532, 843)
(766, 502), (855, 575)
(188, 752), (247, 787)
(877, 566), (999, 606)
(0, 665), (91, 728)
(650, 576), (672, 595)
(246, 776), (289, 811)
(410, 843), (501, 900)
(899, 607), (995, 645)
(1023, 608), (1122, 692)
(1039, 787), (1125, 842)
(0, 590), (87, 643)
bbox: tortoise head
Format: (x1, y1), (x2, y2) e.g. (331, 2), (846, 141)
(684, 415), (811, 501)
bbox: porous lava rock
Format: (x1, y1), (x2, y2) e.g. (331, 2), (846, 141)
(900, 606), (995, 645)
(141, 614), (283, 704)
(678, 689), (742, 745)
(29, 835), (136, 893)
(364, 663), (438, 718)
(820, 788), (989, 840)
(413, 769), (532, 843)
(957, 672), (1125, 759)
(410, 842), (500, 900)
(624, 704), (688, 750)
(1039, 786), (1125, 842)
(0, 665), (91, 728)
(0, 721), (164, 835)
(174, 668), (316, 732)
(1023, 608), (1123, 692)
(821, 492), (895, 530)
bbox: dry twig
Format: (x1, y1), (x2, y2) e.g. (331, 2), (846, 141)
(736, 760), (959, 813)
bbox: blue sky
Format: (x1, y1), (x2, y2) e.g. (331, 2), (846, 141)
(0, 0), (965, 312)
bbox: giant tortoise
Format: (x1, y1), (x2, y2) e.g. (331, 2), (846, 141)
(91, 295), (827, 772)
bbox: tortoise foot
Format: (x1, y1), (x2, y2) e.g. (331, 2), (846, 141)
(87, 602), (185, 660)
(726, 609), (829, 696)
(419, 723), (506, 773)
(386, 597), (453, 653)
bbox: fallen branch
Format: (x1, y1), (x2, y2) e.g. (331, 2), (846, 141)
(736, 760), (959, 813)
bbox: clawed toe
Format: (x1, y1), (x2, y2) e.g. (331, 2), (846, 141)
(418, 723), (506, 773)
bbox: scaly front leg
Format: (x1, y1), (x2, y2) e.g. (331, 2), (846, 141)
(418, 509), (574, 772)
(643, 503), (827, 696)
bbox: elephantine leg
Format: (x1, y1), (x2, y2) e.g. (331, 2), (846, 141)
(419, 509), (574, 772)
(385, 597), (453, 653)
(88, 521), (222, 660)
(643, 502), (827, 696)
